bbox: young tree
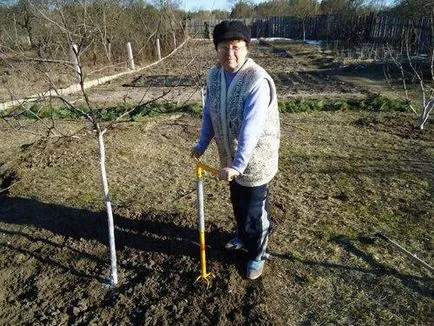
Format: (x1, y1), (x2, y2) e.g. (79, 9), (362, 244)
(293, 0), (320, 41)
(11, 0), (36, 48)
(0, 0), (188, 287)
(385, 15), (433, 130)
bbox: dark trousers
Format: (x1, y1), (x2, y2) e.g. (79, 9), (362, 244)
(229, 180), (271, 261)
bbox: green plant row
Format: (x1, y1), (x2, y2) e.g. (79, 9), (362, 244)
(278, 94), (409, 113)
(9, 94), (408, 121)
(13, 102), (203, 121)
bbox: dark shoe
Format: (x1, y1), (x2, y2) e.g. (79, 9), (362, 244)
(246, 260), (264, 280)
(225, 237), (244, 251)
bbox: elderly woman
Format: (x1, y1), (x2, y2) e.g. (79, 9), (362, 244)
(192, 20), (280, 280)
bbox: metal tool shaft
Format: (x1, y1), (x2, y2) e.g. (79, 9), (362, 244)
(196, 167), (209, 278)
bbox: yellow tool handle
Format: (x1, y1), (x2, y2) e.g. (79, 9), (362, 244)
(193, 158), (219, 176)
(199, 231), (209, 278)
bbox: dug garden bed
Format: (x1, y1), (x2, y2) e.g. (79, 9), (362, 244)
(0, 110), (432, 325)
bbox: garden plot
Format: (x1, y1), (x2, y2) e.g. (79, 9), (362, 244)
(0, 39), (432, 325)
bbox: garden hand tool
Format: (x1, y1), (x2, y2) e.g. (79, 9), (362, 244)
(194, 157), (219, 287)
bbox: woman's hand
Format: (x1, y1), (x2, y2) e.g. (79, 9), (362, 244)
(190, 146), (203, 158)
(219, 167), (240, 181)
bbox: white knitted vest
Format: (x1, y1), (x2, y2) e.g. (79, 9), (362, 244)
(207, 58), (280, 187)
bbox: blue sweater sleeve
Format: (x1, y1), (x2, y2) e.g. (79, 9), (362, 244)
(196, 88), (214, 153)
(231, 78), (271, 173)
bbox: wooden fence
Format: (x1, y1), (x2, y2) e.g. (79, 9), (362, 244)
(187, 14), (432, 54)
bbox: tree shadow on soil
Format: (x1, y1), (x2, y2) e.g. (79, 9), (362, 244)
(0, 226), (106, 282)
(270, 235), (433, 298)
(330, 235), (434, 296)
(0, 196), (245, 280)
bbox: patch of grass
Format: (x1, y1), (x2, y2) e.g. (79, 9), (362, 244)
(180, 103), (203, 116)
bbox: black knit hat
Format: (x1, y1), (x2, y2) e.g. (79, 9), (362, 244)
(213, 20), (251, 49)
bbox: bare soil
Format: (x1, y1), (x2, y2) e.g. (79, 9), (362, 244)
(0, 39), (433, 325)
(2, 38), (382, 106)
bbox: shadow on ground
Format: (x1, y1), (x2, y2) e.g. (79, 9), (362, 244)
(0, 195), (238, 267)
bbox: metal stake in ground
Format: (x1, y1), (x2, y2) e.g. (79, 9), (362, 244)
(194, 158), (219, 287)
(376, 231), (434, 274)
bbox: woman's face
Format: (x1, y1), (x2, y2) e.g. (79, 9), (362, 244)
(216, 39), (248, 73)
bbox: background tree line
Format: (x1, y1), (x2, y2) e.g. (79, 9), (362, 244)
(197, 0), (431, 21)
(0, 0), (186, 67)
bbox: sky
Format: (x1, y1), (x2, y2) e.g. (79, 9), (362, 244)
(182, 0), (267, 12)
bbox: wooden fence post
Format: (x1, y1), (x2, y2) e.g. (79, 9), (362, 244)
(70, 43), (81, 82)
(13, 13), (18, 47)
(172, 31), (177, 49)
(156, 38), (161, 60)
(185, 18), (189, 40)
(107, 40), (112, 63)
(126, 42), (135, 70)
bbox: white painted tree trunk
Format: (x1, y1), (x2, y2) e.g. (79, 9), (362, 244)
(418, 96), (434, 130)
(70, 44), (81, 83)
(97, 128), (118, 286)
